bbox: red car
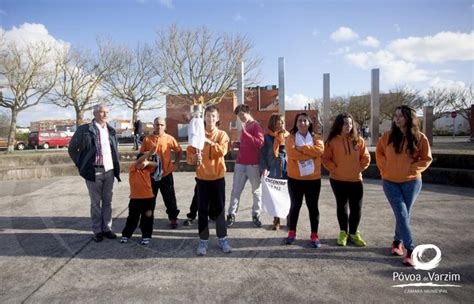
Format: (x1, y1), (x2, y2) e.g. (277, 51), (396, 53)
(28, 130), (72, 149)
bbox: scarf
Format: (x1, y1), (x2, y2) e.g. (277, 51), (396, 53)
(295, 131), (313, 147)
(268, 129), (290, 158)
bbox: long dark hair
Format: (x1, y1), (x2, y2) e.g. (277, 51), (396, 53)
(325, 113), (359, 146)
(388, 105), (421, 155)
(290, 113), (313, 135)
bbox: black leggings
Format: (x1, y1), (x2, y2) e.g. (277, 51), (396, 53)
(152, 173), (180, 220)
(122, 198), (155, 238)
(288, 178), (321, 233)
(329, 178), (363, 235)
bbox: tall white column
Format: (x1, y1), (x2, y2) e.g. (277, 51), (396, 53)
(423, 106), (434, 146)
(370, 68), (380, 146)
(278, 57), (285, 115)
(236, 61), (244, 138)
(323, 73), (331, 141)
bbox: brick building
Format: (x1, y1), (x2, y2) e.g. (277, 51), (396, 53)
(166, 86), (319, 143)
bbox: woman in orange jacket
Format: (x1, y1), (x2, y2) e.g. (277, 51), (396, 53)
(322, 113), (371, 247)
(285, 113), (324, 248)
(187, 105), (231, 256)
(376, 105), (432, 266)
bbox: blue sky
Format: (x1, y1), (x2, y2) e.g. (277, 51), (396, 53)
(0, 0), (473, 125)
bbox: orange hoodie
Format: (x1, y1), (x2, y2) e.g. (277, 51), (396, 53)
(322, 135), (371, 182)
(186, 128), (229, 181)
(286, 133), (324, 180)
(376, 131), (432, 183)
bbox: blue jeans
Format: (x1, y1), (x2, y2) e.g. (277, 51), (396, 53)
(382, 179), (422, 250)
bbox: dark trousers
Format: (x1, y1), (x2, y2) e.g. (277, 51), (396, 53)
(152, 173), (180, 220)
(288, 178), (321, 233)
(121, 197), (155, 238)
(196, 178), (227, 240)
(187, 179), (218, 220)
(330, 179), (363, 235)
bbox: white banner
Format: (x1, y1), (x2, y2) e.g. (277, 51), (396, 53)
(261, 176), (290, 218)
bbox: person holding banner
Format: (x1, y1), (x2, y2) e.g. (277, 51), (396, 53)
(376, 105), (432, 266)
(259, 114), (290, 230)
(187, 105), (232, 256)
(285, 113), (324, 248)
(322, 113), (371, 247)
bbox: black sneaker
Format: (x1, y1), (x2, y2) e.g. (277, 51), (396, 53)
(226, 214), (235, 227)
(252, 215), (262, 228)
(92, 233), (103, 242)
(103, 231), (117, 239)
(183, 218), (194, 226)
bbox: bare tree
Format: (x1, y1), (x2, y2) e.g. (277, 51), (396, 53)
(100, 41), (164, 125)
(330, 95), (349, 119)
(0, 99), (10, 137)
(155, 24), (261, 106)
(424, 87), (452, 121)
(348, 94), (370, 128)
(50, 46), (110, 127)
(448, 85), (472, 121)
(380, 86), (424, 121)
(0, 38), (59, 152)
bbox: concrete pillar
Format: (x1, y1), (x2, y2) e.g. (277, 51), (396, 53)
(423, 106), (434, 146)
(236, 61), (244, 138)
(323, 73), (331, 141)
(370, 68), (380, 146)
(470, 105), (474, 142)
(278, 57), (285, 115)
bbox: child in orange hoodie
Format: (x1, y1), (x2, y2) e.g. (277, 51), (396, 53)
(322, 113), (370, 247)
(187, 105), (231, 256)
(376, 105), (432, 266)
(285, 113), (324, 248)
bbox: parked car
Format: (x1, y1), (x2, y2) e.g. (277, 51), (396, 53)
(28, 130), (72, 149)
(0, 137), (27, 150)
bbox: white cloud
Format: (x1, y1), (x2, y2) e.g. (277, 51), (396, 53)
(394, 24), (401, 32)
(159, 0), (173, 9)
(233, 13), (245, 22)
(285, 94), (313, 110)
(345, 50), (430, 85)
(428, 77), (466, 91)
(388, 31), (474, 63)
(1, 23), (69, 51)
(330, 26), (359, 42)
(330, 46), (351, 55)
(359, 36), (380, 48)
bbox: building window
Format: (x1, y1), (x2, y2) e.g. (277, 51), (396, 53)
(177, 124), (188, 138)
(229, 120), (237, 130)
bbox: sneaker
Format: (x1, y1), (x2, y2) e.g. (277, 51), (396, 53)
(120, 236), (129, 243)
(310, 232), (321, 248)
(217, 237), (232, 253)
(272, 217), (280, 231)
(349, 231), (367, 247)
(140, 238), (151, 245)
(226, 214), (235, 227)
(252, 215), (262, 228)
(337, 231), (348, 246)
(285, 230), (296, 245)
(183, 218), (194, 226)
(103, 231), (117, 239)
(92, 232), (103, 242)
(402, 249), (414, 266)
(391, 240), (404, 256)
(169, 219), (178, 229)
(196, 239), (209, 256)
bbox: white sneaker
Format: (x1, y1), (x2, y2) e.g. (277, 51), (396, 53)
(217, 237), (232, 253)
(120, 237), (128, 243)
(196, 239), (209, 256)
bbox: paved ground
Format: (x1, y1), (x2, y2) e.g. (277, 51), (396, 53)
(0, 172), (473, 303)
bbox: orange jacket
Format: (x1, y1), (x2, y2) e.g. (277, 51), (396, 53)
(140, 133), (182, 177)
(186, 128), (229, 181)
(285, 133), (324, 180)
(322, 135), (371, 182)
(376, 131), (432, 183)
(129, 163), (155, 199)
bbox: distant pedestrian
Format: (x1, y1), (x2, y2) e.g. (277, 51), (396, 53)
(376, 105), (432, 266)
(285, 113), (324, 248)
(187, 105), (231, 256)
(226, 104), (264, 228)
(121, 149), (159, 245)
(322, 113), (371, 247)
(68, 104), (121, 242)
(133, 118), (143, 150)
(140, 117), (182, 229)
